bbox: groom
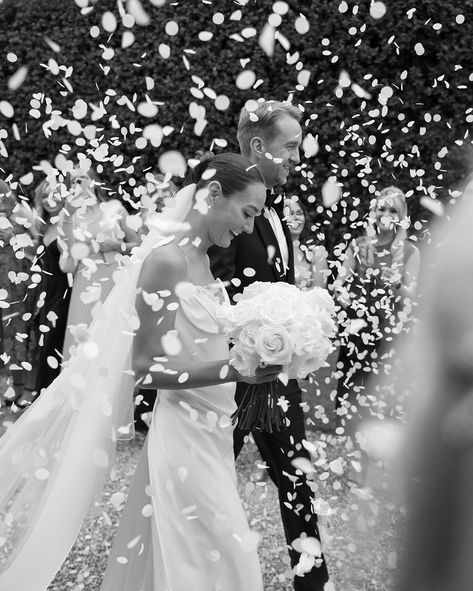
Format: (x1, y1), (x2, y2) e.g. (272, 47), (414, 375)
(209, 100), (330, 590)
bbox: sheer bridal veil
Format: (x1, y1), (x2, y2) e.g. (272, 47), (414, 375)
(0, 183), (195, 591)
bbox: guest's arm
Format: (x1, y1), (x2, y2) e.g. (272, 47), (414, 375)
(98, 201), (139, 255)
(57, 204), (79, 273)
(332, 241), (357, 307)
(311, 245), (329, 289)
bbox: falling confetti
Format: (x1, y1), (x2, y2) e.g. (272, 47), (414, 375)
(158, 151), (187, 177)
(369, 1), (387, 19)
(235, 70), (256, 90)
(294, 14), (310, 34)
(258, 23), (275, 57)
(321, 176), (342, 208)
(8, 66), (29, 91)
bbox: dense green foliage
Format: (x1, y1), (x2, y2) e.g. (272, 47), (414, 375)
(1, 0), (472, 247)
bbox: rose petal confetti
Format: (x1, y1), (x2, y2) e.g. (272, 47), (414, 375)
(295, 14), (310, 34)
(161, 331), (182, 356)
(165, 20), (179, 36)
(236, 70), (256, 90)
(158, 150), (187, 177)
(370, 1), (387, 19)
(8, 66), (28, 91)
(102, 11), (117, 32)
(127, 0), (150, 26)
(258, 23), (275, 57)
(0, 101), (14, 118)
(321, 176), (342, 207)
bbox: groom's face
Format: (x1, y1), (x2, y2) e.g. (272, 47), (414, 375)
(258, 115), (302, 189)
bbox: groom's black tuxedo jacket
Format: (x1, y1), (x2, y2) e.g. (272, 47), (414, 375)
(208, 199), (300, 395)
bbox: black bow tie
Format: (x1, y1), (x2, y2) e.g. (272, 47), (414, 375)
(265, 190), (283, 209)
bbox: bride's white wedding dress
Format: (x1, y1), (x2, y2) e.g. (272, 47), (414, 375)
(0, 184), (263, 590)
(101, 280), (263, 591)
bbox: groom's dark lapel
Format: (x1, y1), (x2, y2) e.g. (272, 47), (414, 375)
(253, 214), (284, 281)
(253, 192), (294, 284)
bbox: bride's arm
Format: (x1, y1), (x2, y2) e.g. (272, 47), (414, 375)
(132, 245), (279, 390)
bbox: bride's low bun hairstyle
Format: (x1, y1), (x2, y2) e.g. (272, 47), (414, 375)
(187, 151), (264, 198)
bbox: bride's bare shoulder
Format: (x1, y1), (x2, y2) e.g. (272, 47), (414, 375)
(139, 243), (187, 290)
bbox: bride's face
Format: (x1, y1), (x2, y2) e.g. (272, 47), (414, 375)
(208, 181), (266, 248)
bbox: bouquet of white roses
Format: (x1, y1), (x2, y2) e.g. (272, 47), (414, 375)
(217, 281), (337, 432)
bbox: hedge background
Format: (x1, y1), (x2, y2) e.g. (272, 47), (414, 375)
(1, 0), (473, 250)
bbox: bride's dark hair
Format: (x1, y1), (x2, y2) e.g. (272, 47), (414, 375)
(186, 151), (264, 196)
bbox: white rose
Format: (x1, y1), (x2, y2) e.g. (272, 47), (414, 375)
(258, 295), (294, 327)
(254, 325), (293, 365)
(231, 300), (258, 327)
(290, 320), (325, 356)
(305, 286), (336, 314)
(229, 342), (260, 376)
(238, 281), (269, 302)
(307, 308), (336, 339)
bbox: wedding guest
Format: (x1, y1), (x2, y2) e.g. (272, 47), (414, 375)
(209, 100), (330, 590)
(0, 180), (37, 407)
(138, 173), (177, 238)
(283, 197), (328, 289)
(283, 197), (331, 430)
(31, 178), (71, 396)
(58, 165), (139, 361)
(333, 186), (420, 443)
(393, 177), (473, 591)
(0, 153), (280, 591)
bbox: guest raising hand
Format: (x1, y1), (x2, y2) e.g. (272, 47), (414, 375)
(334, 186), (420, 443)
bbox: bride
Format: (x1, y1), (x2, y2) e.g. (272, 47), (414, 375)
(0, 153), (281, 591)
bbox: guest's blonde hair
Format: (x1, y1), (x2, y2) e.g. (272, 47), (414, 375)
(366, 186), (410, 270)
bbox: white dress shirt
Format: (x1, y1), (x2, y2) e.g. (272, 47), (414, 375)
(265, 206), (289, 273)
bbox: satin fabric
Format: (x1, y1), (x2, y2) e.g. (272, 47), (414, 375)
(100, 281), (263, 591)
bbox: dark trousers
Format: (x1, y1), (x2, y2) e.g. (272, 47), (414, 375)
(234, 382), (329, 591)
(134, 389), (157, 426)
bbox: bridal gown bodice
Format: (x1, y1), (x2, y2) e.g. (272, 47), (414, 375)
(159, 280), (237, 417)
(100, 280), (264, 591)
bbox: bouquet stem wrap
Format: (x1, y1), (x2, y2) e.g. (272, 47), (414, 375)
(232, 381), (286, 433)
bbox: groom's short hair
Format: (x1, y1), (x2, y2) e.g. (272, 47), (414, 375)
(237, 100), (302, 158)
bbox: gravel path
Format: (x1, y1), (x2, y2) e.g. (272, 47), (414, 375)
(1, 359), (403, 590)
(37, 430), (400, 591)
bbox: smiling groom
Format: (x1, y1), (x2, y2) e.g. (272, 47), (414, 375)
(209, 100), (330, 591)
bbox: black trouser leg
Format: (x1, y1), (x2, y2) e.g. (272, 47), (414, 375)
(234, 386), (329, 590)
(134, 389), (157, 430)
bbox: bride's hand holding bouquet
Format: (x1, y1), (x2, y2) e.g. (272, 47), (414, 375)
(217, 281), (337, 432)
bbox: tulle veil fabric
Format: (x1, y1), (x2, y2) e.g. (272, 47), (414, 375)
(0, 184), (195, 591)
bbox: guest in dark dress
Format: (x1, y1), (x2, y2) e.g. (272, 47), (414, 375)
(0, 180), (37, 407)
(333, 187), (420, 443)
(32, 179), (71, 396)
